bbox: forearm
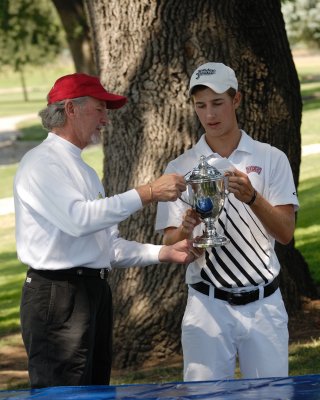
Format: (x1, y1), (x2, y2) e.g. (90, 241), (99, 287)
(249, 192), (295, 244)
(163, 226), (191, 245)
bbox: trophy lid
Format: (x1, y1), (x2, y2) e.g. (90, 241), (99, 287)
(186, 155), (223, 183)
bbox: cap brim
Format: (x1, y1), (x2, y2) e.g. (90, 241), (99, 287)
(106, 96), (127, 109)
(94, 92), (127, 109)
(189, 82), (231, 96)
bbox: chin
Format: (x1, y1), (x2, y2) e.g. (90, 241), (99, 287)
(90, 132), (102, 145)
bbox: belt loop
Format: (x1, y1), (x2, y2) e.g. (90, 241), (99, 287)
(258, 285), (264, 300)
(209, 285), (215, 299)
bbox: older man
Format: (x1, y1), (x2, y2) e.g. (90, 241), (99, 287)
(14, 73), (197, 388)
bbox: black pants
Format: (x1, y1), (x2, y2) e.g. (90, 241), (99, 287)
(20, 269), (113, 388)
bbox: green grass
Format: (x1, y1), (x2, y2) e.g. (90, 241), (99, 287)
(289, 340), (320, 376)
(295, 153), (320, 282)
(0, 98), (47, 117)
(16, 120), (47, 141)
(0, 61), (74, 117)
(0, 125), (104, 198)
(301, 108), (320, 144)
(0, 61), (74, 89)
(0, 56), (320, 386)
(111, 365), (183, 385)
(0, 215), (25, 336)
(0, 164), (17, 198)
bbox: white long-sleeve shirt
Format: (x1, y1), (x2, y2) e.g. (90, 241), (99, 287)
(14, 132), (161, 270)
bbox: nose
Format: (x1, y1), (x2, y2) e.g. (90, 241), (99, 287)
(101, 109), (108, 125)
(206, 106), (216, 118)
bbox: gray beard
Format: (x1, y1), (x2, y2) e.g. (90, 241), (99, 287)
(90, 132), (102, 145)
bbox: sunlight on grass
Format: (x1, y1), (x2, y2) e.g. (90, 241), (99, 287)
(0, 61), (74, 117)
(0, 62), (74, 88)
(295, 152), (320, 282)
(0, 164), (17, 199)
(301, 110), (320, 145)
(83, 145), (104, 179)
(289, 339), (320, 375)
(0, 55), (319, 385)
(295, 225), (320, 282)
(0, 215), (25, 335)
(0, 260), (25, 335)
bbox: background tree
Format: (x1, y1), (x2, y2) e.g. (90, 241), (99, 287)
(85, 0), (318, 369)
(282, 0), (320, 49)
(51, 0), (96, 74)
(0, 0), (64, 101)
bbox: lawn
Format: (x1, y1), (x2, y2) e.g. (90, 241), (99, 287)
(0, 54), (319, 387)
(1, 55), (319, 282)
(0, 60), (74, 117)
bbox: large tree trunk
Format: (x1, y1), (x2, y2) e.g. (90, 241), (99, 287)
(52, 0), (96, 74)
(85, 0), (317, 369)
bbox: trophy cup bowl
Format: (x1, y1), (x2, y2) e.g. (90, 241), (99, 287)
(183, 155), (229, 248)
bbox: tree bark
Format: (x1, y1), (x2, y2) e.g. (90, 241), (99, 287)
(85, 0), (317, 368)
(51, 0), (96, 74)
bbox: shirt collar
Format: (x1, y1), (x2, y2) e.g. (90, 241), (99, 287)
(194, 130), (254, 159)
(47, 132), (82, 158)
(236, 130), (254, 154)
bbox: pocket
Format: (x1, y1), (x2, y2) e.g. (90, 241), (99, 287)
(21, 279), (76, 325)
(46, 281), (76, 325)
(259, 290), (288, 328)
(182, 291), (196, 328)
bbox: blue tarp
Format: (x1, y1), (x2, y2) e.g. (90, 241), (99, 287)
(1, 375), (320, 399)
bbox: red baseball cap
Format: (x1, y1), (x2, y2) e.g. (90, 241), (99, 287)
(47, 73), (127, 109)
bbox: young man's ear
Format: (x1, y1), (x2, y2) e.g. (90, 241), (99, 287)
(233, 92), (242, 109)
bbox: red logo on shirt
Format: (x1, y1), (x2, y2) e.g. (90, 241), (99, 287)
(246, 166), (262, 175)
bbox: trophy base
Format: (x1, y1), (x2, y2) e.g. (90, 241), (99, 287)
(193, 235), (230, 248)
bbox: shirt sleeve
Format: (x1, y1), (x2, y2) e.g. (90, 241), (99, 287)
(155, 161), (189, 232)
(268, 147), (299, 211)
(109, 225), (162, 268)
(15, 159), (143, 237)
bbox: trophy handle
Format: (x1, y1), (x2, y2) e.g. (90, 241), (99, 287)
(179, 196), (194, 208)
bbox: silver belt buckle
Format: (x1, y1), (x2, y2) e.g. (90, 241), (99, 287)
(100, 269), (108, 279)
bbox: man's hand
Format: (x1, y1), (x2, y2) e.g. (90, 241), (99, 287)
(227, 169), (255, 204)
(151, 174), (186, 202)
(163, 209), (202, 245)
(136, 173), (186, 205)
(180, 209), (202, 237)
(159, 239), (204, 264)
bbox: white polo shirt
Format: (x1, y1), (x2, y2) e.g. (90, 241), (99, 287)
(14, 132), (161, 271)
(155, 130), (299, 288)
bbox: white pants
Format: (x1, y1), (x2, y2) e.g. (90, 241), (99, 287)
(182, 286), (288, 381)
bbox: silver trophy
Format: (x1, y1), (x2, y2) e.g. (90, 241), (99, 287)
(181, 155), (229, 248)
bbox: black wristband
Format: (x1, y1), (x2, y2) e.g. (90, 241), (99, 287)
(246, 189), (257, 206)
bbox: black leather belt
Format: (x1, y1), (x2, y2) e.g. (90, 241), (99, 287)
(190, 276), (279, 306)
(28, 267), (109, 280)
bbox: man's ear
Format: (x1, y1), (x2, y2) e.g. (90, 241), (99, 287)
(64, 100), (75, 117)
(233, 91), (242, 109)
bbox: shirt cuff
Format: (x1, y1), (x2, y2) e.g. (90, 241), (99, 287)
(119, 189), (143, 214)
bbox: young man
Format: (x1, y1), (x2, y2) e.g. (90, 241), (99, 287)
(14, 73), (199, 388)
(155, 62), (299, 381)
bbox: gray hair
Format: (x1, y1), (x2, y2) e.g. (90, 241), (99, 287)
(38, 97), (89, 131)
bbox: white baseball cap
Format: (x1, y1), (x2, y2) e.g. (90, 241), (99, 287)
(189, 62), (238, 95)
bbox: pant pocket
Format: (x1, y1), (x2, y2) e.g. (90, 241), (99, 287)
(21, 279), (76, 325)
